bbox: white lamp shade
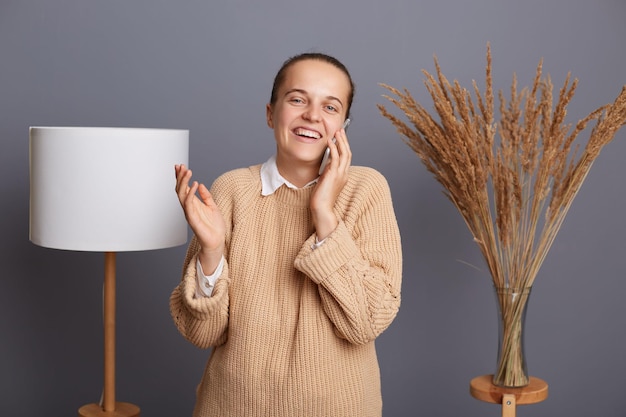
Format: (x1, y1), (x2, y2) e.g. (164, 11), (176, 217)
(29, 126), (189, 252)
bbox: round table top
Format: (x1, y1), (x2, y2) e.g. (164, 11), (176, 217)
(470, 375), (548, 405)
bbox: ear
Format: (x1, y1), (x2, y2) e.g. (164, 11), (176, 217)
(266, 103), (274, 129)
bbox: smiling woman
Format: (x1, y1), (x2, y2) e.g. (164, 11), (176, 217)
(169, 52), (403, 417)
(267, 57), (353, 187)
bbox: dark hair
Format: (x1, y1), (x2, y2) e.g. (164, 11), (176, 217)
(269, 52), (355, 119)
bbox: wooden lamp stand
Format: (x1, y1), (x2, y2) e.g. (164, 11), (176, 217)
(78, 253), (140, 417)
(470, 375), (548, 417)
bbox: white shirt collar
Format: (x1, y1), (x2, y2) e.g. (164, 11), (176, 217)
(260, 155), (318, 196)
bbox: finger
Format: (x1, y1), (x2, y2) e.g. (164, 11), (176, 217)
(326, 138), (340, 171)
(197, 183), (214, 206)
(333, 129), (352, 171)
(175, 164), (187, 180)
(176, 167), (193, 199)
(183, 181), (200, 211)
(175, 164), (187, 189)
(338, 127), (351, 151)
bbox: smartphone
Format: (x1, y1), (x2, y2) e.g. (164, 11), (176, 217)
(319, 118), (351, 175)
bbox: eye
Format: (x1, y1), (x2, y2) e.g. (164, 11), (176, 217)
(325, 104), (338, 113)
(288, 96), (305, 105)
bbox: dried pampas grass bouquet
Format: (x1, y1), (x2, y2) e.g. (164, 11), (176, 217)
(378, 44), (626, 387)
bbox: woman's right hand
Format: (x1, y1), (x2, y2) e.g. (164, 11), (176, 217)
(175, 164), (226, 274)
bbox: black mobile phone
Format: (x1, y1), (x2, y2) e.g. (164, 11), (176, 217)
(319, 118), (351, 175)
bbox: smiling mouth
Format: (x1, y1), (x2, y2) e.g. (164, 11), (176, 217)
(293, 128), (322, 139)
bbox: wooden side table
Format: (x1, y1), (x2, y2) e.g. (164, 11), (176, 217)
(470, 375), (548, 417)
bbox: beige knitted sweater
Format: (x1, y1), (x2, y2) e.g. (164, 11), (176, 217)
(170, 164), (402, 417)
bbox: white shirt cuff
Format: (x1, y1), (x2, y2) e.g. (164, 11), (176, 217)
(195, 256), (225, 298)
(311, 235), (326, 250)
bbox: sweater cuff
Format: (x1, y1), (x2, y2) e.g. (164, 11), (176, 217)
(294, 221), (359, 285)
(180, 254), (230, 319)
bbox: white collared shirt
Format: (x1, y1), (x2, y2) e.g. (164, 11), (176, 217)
(195, 156), (322, 297)
(260, 154), (318, 195)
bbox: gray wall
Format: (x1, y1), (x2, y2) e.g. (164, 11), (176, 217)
(2, 1), (625, 416)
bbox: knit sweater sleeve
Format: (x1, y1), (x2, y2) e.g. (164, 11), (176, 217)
(169, 169), (246, 349)
(169, 235), (231, 349)
(294, 167), (402, 345)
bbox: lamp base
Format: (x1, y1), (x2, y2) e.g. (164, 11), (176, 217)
(78, 402), (140, 417)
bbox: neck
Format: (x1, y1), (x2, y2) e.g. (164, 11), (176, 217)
(275, 155), (319, 187)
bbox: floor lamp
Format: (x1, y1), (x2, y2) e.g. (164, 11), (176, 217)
(29, 126), (189, 416)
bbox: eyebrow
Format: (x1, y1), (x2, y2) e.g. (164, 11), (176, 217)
(284, 88), (344, 107)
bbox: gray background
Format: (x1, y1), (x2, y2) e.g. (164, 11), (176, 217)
(2, 1), (625, 416)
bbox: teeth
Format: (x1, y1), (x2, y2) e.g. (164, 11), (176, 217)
(294, 128), (321, 139)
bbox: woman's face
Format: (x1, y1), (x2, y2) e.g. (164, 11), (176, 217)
(266, 59), (351, 170)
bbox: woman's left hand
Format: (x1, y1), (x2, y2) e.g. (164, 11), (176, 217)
(310, 126), (352, 240)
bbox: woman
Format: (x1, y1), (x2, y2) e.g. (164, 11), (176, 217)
(171, 52), (402, 417)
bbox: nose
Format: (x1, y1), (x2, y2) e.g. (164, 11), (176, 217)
(302, 105), (322, 123)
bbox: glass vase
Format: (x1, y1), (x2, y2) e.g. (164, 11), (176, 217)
(492, 286), (532, 387)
